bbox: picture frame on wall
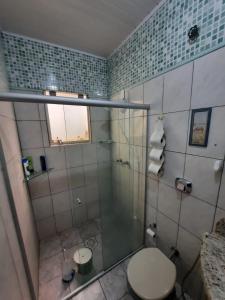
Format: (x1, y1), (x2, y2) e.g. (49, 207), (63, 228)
(189, 108), (212, 147)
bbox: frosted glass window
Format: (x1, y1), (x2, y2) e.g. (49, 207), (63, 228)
(45, 91), (90, 145)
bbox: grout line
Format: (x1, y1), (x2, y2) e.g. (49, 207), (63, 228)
(174, 61), (195, 248)
(98, 279), (108, 300)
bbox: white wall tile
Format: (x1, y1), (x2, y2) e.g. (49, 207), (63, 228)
(177, 227), (201, 267)
(187, 106), (225, 159)
(32, 196), (53, 221)
(72, 187), (86, 207)
(119, 118), (130, 144)
(164, 111), (189, 153)
(37, 217), (56, 240)
(128, 84), (143, 104)
(68, 166), (85, 189)
(28, 173), (50, 199)
(144, 75), (163, 115)
(73, 205), (87, 227)
(45, 147), (66, 170)
(146, 204), (157, 228)
(184, 155), (221, 205)
(55, 210), (72, 233)
(191, 47), (225, 108)
(218, 163), (225, 210)
(158, 182), (181, 223)
(52, 191), (71, 214)
(157, 212), (178, 256)
(84, 164), (98, 185)
(17, 121), (43, 149)
(128, 84), (144, 117)
(86, 184), (99, 203)
(87, 200), (100, 220)
(49, 169), (68, 194)
(65, 144), (83, 168)
(180, 195), (215, 238)
(14, 103), (40, 120)
(40, 121), (50, 147)
(90, 107), (109, 121)
(83, 143), (97, 165)
(96, 144), (111, 163)
(111, 120), (119, 143)
(92, 121), (109, 142)
(160, 151), (185, 187)
(163, 62), (193, 113)
(146, 178), (158, 208)
(132, 116), (143, 146)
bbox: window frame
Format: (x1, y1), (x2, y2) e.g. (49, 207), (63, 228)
(45, 91), (91, 146)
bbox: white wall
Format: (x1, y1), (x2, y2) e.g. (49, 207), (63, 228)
(14, 103), (111, 239)
(112, 46), (225, 299)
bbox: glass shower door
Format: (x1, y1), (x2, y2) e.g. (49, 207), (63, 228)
(100, 107), (147, 269)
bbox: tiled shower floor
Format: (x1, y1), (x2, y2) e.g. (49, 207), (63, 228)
(38, 219), (103, 300)
(39, 220), (189, 300)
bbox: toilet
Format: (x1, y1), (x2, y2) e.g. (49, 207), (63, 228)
(127, 248), (176, 300)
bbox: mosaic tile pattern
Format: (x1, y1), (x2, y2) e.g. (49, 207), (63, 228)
(2, 32), (108, 98)
(108, 0), (225, 95)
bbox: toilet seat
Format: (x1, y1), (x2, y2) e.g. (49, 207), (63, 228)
(127, 248), (176, 300)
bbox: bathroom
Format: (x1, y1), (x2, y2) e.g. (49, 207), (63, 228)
(0, 0), (225, 299)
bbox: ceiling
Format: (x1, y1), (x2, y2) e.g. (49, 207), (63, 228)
(0, 0), (160, 57)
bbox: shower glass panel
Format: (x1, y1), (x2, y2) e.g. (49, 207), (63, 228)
(100, 107), (147, 269)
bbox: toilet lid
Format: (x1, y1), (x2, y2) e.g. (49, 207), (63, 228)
(127, 248), (176, 300)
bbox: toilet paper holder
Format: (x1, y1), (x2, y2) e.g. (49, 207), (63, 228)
(175, 178), (192, 193)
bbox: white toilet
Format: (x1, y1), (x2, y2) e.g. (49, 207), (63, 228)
(127, 248), (176, 300)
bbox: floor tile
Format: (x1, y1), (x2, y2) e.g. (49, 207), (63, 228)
(79, 220), (100, 240)
(38, 275), (70, 300)
(39, 253), (64, 285)
(40, 236), (62, 260)
(72, 281), (105, 300)
(121, 257), (131, 273)
(99, 264), (127, 300)
(120, 293), (135, 300)
(60, 227), (82, 249)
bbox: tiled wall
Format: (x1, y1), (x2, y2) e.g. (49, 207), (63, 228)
(115, 46), (225, 299)
(2, 32), (108, 98)
(108, 0), (225, 96)
(0, 37), (38, 299)
(14, 102), (111, 240)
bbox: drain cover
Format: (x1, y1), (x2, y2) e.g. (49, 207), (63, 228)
(84, 237), (98, 250)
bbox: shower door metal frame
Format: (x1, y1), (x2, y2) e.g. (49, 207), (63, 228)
(0, 92), (150, 110)
(0, 140), (36, 300)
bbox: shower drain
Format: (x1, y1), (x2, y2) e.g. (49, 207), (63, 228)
(84, 237), (98, 250)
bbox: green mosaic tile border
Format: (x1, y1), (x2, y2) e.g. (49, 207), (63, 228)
(108, 0), (225, 95)
(2, 32), (108, 98)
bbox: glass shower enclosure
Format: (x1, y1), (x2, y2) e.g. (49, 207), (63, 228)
(100, 106), (147, 270)
(0, 92), (149, 299)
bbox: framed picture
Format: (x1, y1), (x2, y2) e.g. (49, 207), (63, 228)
(189, 108), (212, 147)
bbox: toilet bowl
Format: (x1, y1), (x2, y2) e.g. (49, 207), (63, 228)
(127, 248), (176, 300)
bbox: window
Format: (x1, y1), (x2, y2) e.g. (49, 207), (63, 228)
(45, 91), (90, 145)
